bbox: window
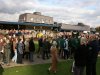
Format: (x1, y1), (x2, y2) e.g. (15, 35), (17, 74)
(30, 18), (33, 21)
(41, 19), (44, 23)
(23, 17), (26, 21)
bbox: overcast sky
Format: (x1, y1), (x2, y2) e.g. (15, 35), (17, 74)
(0, 0), (100, 27)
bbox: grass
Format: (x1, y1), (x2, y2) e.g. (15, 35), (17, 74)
(3, 57), (100, 75)
(96, 57), (100, 75)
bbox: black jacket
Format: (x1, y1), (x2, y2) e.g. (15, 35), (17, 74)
(86, 40), (99, 64)
(74, 44), (87, 67)
(38, 38), (43, 47)
(29, 38), (35, 52)
(43, 40), (51, 51)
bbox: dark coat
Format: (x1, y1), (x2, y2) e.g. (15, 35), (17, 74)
(29, 38), (35, 52)
(42, 40), (51, 51)
(99, 39), (100, 51)
(71, 37), (80, 50)
(38, 38), (43, 47)
(17, 42), (24, 54)
(86, 40), (99, 64)
(60, 38), (65, 49)
(74, 44), (87, 67)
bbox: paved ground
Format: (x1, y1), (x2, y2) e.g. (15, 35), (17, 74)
(1, 54), (67, 68)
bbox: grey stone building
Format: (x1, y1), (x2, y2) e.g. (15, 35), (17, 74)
(60, 23), (90, 31)
(19, 12), (54, 24)
(18, 12), (90, 31)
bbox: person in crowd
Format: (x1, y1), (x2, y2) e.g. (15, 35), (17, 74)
(24, 38), (29, 60)
(47, 38), (52, 57)
(37, 36), (43, 58)
(10, 37), (15, 59)
(70, 35), (80, 59)
(42, 38), (51, 60)
(17, 38), (24, 64)
(0, 39), (4, 62)
(99, 36), (100, 51)
(68, 35), (73, 59)
(59, 36), (65, 58)
(3, 37), (11, 66)
(63, 36), (69, 59)
(86, 35), (99, 75)
(12, 37), (18, 63)
(29, 37), (35, 62)
(48, 38), (58, 74)
(80, 34), (87, 45)
(55, 36), (60, 50)
(73, 35), (87, 75)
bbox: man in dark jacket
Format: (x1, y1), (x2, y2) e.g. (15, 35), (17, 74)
(74, 43), (87, 75)
(42, 38), (51, 60)
(69, 36), (80, 59)
(73, 35), (87, 75)
(86, 37), (99, 75)
(29, 37), (35, 62)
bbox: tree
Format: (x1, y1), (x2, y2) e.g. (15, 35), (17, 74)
(95, 26), (100, 32)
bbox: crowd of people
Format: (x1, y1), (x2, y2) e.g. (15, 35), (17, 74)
(72, 34), (100, 75)
(0, 29), (100, 75)
(0, 29), (54, 64)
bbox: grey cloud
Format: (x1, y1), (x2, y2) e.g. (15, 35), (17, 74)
(0, 0), (100, 27)
(0, 0), (37, 14)
(81, 9), (100, 21)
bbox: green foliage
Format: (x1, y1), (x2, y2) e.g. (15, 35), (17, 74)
(96, 26), (100, 32)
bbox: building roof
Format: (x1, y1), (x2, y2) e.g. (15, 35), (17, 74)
(61, 23), (90, 31)
(0, 21), (58, 27)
